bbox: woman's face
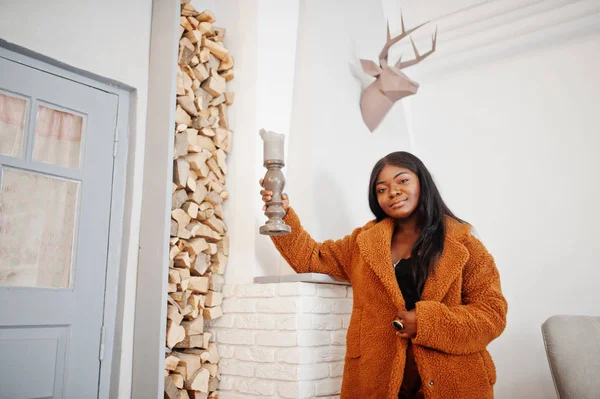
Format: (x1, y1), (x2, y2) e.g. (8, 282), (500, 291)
(375, 164), (420, 219)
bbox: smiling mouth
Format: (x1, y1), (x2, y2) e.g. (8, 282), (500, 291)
(390, 199), (407, 209)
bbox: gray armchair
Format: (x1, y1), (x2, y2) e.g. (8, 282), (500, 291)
(541, 315), (600, 398)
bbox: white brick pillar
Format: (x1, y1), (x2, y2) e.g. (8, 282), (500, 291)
(207, 279), (353, 399)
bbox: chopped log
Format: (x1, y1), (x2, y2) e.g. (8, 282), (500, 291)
(180, 389), (190, 399)
(220, 191), (229, 200)
(181, 201), (198, 219)
(181, 3), (199, 17)
(174, 251), (192, 268)
(191, 252), (210, 276)
(205, 191), (223, 206)
(198, 22), (212, 36)
(220, 69), (234, 81)
(170, 247), (181, 263)
(184, 152), (209, 176)
(179, 25), (185, 39)
(208, 376), (219, 392)
(217, 55), (233, 71)
(185, 238), (209, 257)
(179, 40), (195, 65)
(173, 352), (202, 379)
(224, 92), (234, 105)
(182, 317), (204, 337)
(174, 334), (205, 349)
(200, 127), (215, 137)
(168, 283), (177, 293)
(202, 37), (228, 61)
(209, 94), (225, 107)
(209, 274), (225, 292)
(188, 184), (208, 204)
(199, 47), (210, 63)
(177, 96), (198, 117)
(206, 243), (218, 255)
(174, 159), (190, 188)
(181, 70), (193, 93)
(176, 124), (188, 133)
(178, 268), (191, 289)
(192, 64), (209, 83)
(166, 355), (180, 372)
(212, 27), (226, 42)
(201, 71), (226, 97)
(174, 133), (190, 159)
(172, 209), (192, 229)
(187, 16), (200, 29)
(207, 53), (221, 71)
(211, 251), (227, 275)
(203, 363), (219, 378)
(188, 391), (208, 399)
(171, 220), (179, 237)
(213, 149), (227, 175)
(175, 105), (192, 127)
(186, 176), (197, 192)
(207, 181), (223, 194)
(218, 236), (230, 256)
(167, 304), (184, 325)
(172, 373), (184, 389)
(217, 103), (229, 128)
(166, 320), (185, 349)
(199, 343), (220, 364)
(188, 276), (209, 294)
(194, 88), (213, 111)
(165, 375), (180, 399)
(184, 30), (202, 45)
(197, 135), (217, 151)
(169, 269), (181, 285)
(185, 368), (210, 392)
(204, 216), (226, 234)
(180, 16), (194, 32)
(190, 55), (199, 67)
(205, 291), (223, 307)
(172, 189), (189, 211)
(178, 226), (193, 240)
(197, 10), (215, 23)
(213, 204), (224, 220)
(190, 223), (220, 242)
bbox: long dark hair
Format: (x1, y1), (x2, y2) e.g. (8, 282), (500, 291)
(368, 151), (464, 295)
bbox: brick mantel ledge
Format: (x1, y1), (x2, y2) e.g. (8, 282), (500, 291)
(207, 275), (353, 399)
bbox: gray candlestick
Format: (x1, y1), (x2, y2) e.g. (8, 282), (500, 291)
(259, 129), (291, 236)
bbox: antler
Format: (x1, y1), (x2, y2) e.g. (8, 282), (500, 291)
(378, 13), (427, 65)
(395, 27), (438, 70)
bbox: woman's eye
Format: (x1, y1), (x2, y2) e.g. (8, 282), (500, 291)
(377, 188), (386, 194)
(399, 179), (409, 184)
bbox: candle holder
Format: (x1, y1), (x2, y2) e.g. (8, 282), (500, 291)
(259, 129), (291, 236)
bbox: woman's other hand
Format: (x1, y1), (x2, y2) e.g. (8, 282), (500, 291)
(395, 309), (418, 339)
(259, 178), (290, 212)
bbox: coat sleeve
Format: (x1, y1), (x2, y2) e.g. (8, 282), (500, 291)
(269, 207), (358, 283)
(412, 235), (508, 355)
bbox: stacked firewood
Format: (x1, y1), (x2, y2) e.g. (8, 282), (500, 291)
(165, 2), (233, 398)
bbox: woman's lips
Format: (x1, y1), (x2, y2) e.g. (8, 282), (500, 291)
(390, 199), (407, 209)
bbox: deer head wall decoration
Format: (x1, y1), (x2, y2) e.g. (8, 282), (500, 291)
(359, 15), (437, 132)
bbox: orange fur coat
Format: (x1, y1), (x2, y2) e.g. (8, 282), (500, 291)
(271, 208), (507, 399)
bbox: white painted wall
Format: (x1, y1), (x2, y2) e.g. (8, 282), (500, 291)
(409, 31), (600, 399)
(0, 1), (152, 397)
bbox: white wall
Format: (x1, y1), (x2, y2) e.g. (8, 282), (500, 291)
(0, 1), (152, 397)
(410, 31), (600, 399)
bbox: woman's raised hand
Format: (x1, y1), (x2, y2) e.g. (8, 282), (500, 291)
(259, 178), (290, 212)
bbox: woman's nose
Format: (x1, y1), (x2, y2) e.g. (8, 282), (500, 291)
(390, 186), (401, 197)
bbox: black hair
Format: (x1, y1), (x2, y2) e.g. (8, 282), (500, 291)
(368, 151), (465, 295)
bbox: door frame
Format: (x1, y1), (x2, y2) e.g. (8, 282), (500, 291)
(0, 39), (132, 398)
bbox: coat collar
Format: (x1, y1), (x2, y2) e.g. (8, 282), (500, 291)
(356, 216), (470, 309)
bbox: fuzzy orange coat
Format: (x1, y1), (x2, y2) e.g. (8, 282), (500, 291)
(271, 208), (507, 399)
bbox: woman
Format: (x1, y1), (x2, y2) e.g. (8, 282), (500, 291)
(260, 151), (507, 399)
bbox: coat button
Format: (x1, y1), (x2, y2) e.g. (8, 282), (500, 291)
(428, 380), (434, 387)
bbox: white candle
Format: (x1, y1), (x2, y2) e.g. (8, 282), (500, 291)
(259, 128), (285, 162)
